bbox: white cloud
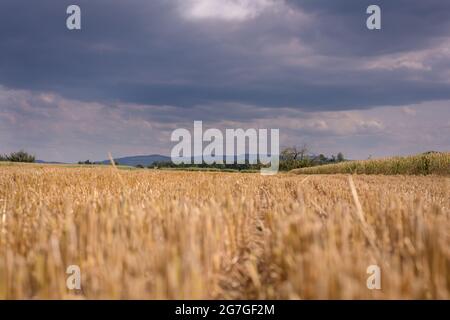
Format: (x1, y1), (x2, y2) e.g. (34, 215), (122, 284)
(180, 0), (279, 21)
(402, 106), (417, 116)
(362, 38), (450, 73)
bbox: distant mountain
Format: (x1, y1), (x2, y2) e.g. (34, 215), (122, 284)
(35, 160), (65, 164)
(97, 154), (170, 166)
(98, 154), (274, 167)
(36, 153), (282, 166)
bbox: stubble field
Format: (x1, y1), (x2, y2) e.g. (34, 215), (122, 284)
(0, 165), (449, 299)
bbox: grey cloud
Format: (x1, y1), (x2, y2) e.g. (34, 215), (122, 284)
(1, 1), (450, 161)
(2, 86), (448, 162)
(288, 0), (450, 55)
(1, 0), (450, 111)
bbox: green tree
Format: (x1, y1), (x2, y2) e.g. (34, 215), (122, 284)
(5, 150), (35, 163)
(281, 144), (309, 161)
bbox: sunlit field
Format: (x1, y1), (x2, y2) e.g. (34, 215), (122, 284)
(0, 164), (449, 299)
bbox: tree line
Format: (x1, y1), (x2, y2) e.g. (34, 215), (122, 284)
(0, 146), (346, 172)
(0, 150), (35, 163)
(151, 145), (345, 172)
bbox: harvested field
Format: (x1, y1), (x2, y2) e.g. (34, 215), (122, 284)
(0, 165), (449, 299)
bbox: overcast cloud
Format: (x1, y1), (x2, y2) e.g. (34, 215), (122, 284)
(0, 0), (449, 162)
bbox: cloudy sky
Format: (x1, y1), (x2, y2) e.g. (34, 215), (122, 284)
(1, 0), (449, 162)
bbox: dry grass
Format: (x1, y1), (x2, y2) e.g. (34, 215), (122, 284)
(0, 165), (449, 299)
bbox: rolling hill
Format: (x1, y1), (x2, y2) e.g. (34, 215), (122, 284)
(97, 154), (170, 167)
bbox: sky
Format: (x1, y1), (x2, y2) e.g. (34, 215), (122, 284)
(0, 0), (449, 162)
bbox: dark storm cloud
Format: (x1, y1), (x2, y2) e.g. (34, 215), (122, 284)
(287, 0), (450, 55)
(1, 0), (450, 111)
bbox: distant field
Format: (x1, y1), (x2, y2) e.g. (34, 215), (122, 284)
(158, 166), (259, 173)
(0, 165), (449, 299)
(0, 161), (138, 170)
(292, 152), (450, 175)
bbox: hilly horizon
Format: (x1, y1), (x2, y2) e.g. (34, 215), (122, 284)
(37, 153), (279, 166)
(36, 154), (171, 166)
(97, 154), (171, 166)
